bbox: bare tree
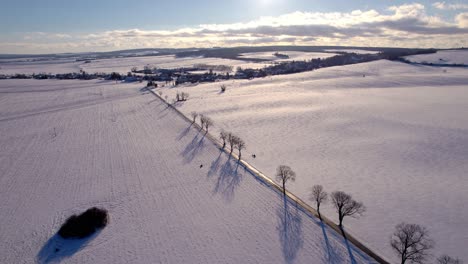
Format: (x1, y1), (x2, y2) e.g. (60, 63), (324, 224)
(175, 91), (189, 102)
(276, 165), (296, 196)
(220, 130), (227, 148)
(228, 133), (239, 153)
(390, 222), (434, 264)
(200, 114), (206, 129)
(190, 112), (198, 123)
(331, 191), (365, 228)
(437, 255), (463, 264)
(181, 92), (189, 101)
(310, 185), (327, 220)
(204, 117), (213, 132)
(235, 138), (245, 159)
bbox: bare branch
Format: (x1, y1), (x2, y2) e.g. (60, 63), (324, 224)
(204, 116), (213, 132)
(235, 137), (245, 159)
(276, 165), (296, 196)
(199, 114), (206, 128)
(220, 130), (227, 148)
(190, 111), (198, 123)
(310, 185), (327, 220)
(390, 222), (434, 264)
(228, 133), (239, 153)
(437, 255), (463, 264)
(331, 191), (365, 228)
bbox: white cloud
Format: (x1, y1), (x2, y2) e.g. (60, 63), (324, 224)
(2, 3), (468, 53)
(433, 2), (468, 10)
(388, 3), (426, 17)
(456, 12), (468, 27)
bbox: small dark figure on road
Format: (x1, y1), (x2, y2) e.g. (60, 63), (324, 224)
(200, 164), (203, 168)
(252, 154), (256, 158)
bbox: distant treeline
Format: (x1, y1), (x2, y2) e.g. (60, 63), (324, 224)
(175, 45), (436, 61)
(0, 48), (438, 82)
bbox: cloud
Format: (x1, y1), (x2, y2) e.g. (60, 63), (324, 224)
(2, 3), (468, 53)
(388, 3), (426, 17)
(456, 12), (468, 27)
(433, 2), (468, 10)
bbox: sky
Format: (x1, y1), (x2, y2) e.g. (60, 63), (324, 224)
(1, 0), (468, 54)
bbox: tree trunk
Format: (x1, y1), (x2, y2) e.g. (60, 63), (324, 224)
(401, 248), (407, 264)
(317, 204), (321, 220)
(282, 181), (286, 196)
(338, 213), (344, 229)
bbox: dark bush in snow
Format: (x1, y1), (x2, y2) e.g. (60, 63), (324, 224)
(58, 207), (109, 239)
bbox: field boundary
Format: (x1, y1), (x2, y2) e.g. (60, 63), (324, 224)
(145, 87), (390, 264)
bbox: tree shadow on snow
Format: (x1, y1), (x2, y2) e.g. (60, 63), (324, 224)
(319, 222), (345, 264)
(177, 123), (193, 140)
(36, 231), (100, 264)
(277, 196), (304, 264)
(212, 155), (243, 202)
(156, 105), (169, 119)
(207, 149), (223, 178)
(139, 87), (150, 94)
(181, 131), (205, 163)
(341, 228), (358, 264)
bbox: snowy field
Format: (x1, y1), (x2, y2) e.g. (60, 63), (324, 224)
(325, 49), (380, 54)
(0, 79), (377, 263)
(159, 59), (468, 262)
(405, 50), (468, 65)
(80, 55), (269, 74)
(0, 59), (82, 75)
(0, 55), (269, 75)
(239, 51), (337, 62)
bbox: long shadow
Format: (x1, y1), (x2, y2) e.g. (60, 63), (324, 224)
(36, 231), (100, 263)
(139, 87), (150, 94)
(181, 132), (205, 163)
(207, 149), (223, 178)
(213, 155), (243, 202)
(320, 222), (344, 264)
(177, 123), (193, 140)
(145, 99), (158, 105)
(341, 228), (358, 264)
(277, 196), (304, 264)
(156, 105), (170, 119)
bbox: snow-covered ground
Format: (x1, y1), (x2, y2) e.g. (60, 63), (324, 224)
(159, 59), (468, 263)
(239, 51), (337, 62)
(0, 59), (82, 75)
(0, 79), (377, 263)
(405, 50), (468, 65)
(0, 55), (269, 75)
(81, 55), (270, 74)
(325, 49), (380, 54)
